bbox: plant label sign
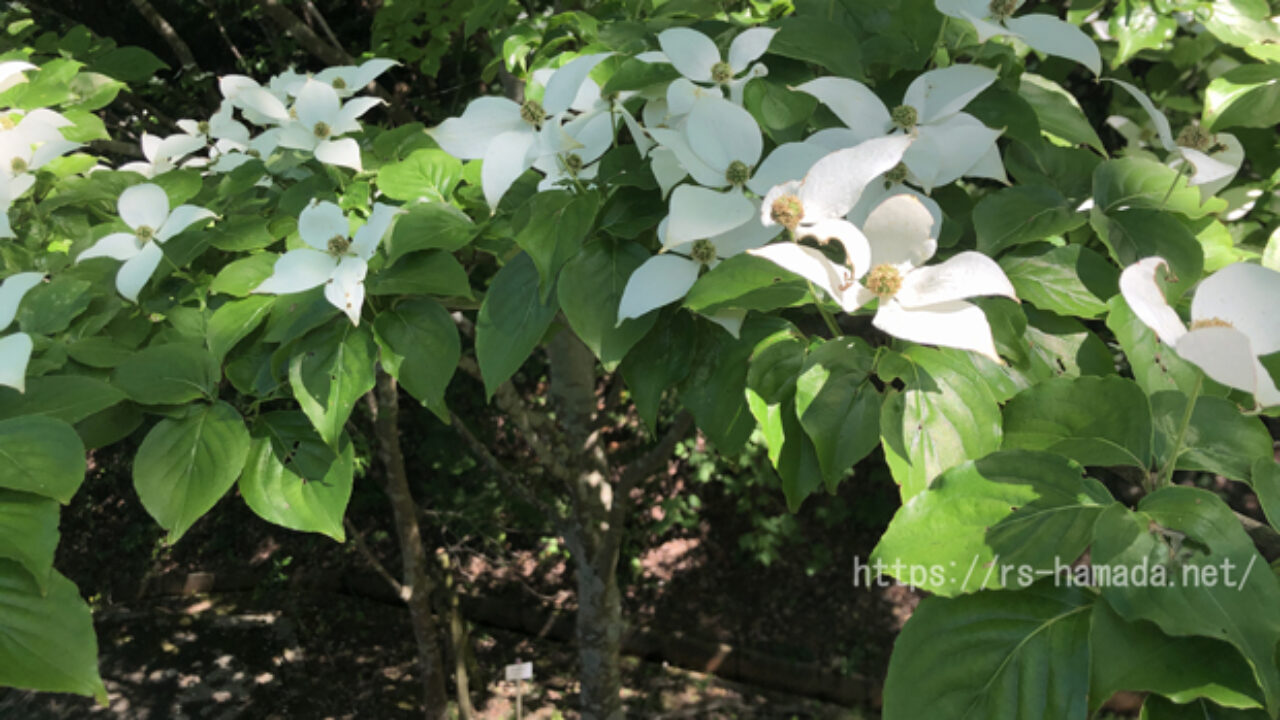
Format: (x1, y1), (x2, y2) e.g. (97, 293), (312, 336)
(505, 661), (533, 682)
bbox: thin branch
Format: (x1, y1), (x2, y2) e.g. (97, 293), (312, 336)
(128, 0), (200, 71)
(197, 0), (249, 72)
(302, 0), (345, 55)
(344, 518), (404, 596)
(608, 411), (694, 531)
(258, 0), (352, 66)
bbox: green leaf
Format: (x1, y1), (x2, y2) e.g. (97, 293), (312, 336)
(207, 296), (274, 362)
(367, 250), (473, 298)
(1091, 208), (1203, 300)
(74, 401), (143, 450)
(1109, 0), (1177, 66)
(208, 216), (275, 252)
(288, 323), (378, 449)
(1150, 392), (1272, 483)
(878, 346), (1003, 500)
(0, 375), (125, 424)
(999, 244), (1118, 318)
(0, 416), (85, 503)
(794, 337), (881, 487)
(512, 189), (600, 298)
(373, 298), (460, 421)
(262, 287), (339, 345)
(65, 336), (134, 368)
(882, 583), (1093, 719)
(238, 412), (354, 543)
(742, 78), (818, 132)
(962, 82), (1043, 149)
(0, 560), (106, 702)
(682, 317), (789, 454)
(376, 148), (463, 202)
(475, 252), (559, 398)
(133, 401), (251, 544)
(973, 185), (1085, 256)
(1141, 695), (1269, 720)
(1019, 73), (1105, 154)
(771, 15), (864, 80)
(1204, 64), (1280, 131)
(1253, 459), (1280, 534)
(1002, 376), (1153, 469)
(91, 46), (167, 82)
(1092, 157), (1226, 219)
(619, 310), (695, 432)
(16, 276), (92, 335)
(1006, 141), (1101, 205)
(209, 253), (277, 296)
(872, 450), (1112, 595)
(0, 489), (59, 590)
(683, 253), (806, 315)
(599, 57), (680, 95)
(1023, 307), (1114, 380)
(1092, 489), (1280, 714)
(557, 239), (658, 371)
(1199, 0), (1280, 47)
(112, 343), (218, 405)
(1090, 599), (1264, 714)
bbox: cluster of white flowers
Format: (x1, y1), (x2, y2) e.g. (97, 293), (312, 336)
(0, 63), (80, 238)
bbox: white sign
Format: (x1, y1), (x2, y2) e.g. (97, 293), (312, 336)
(505, 661), (533, 681)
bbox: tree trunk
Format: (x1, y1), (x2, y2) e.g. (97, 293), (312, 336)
(369, 372), (451, 720)
(574, 541), (625, 720)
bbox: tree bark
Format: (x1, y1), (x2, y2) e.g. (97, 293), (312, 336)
(369, 372), (450, 720)
(574, 546), (625, 720)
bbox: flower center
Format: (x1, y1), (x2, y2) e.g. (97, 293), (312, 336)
(725, 160), (751, 187)
(563, 153), (583, 175)
(866, 264), (903, 298)
(246, 148), (262, 158)
(1190, 317), (1234, 330)
(884, 162), (909, 186)
(9, 157), (27, 174)
(135, 225), (156, 243)
(313, 121), (332, 139)
(690, 239), (717, 265)
(988, 0), (1019, 20)
(1176, 124), (1214, 152)
(327, 235), (350, 256)
(520, 100), (547, 127)
(890, 104), (918, 131)
(770, 194), (804, 232)
(0, 116), (15, 131)
(331, 77), (347, 90)
(710, 61), (734, 84)
(197, 120), (210, 136)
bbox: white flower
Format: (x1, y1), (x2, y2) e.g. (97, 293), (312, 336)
(314, 58), (397, 98)
(1107, 79), (1243, 200)
(220, 75), (292, 126)
(755, 193), (1017, 362)
(749, 135), (915, 306)
(276, 78), (381, 172)
(617, 191), (776, 333)
(208, 128), (282, 174)
(0, 271), (43, 392)
(0, 108), (80, 178)
(798, 65), (1003, 190)
(175, 102), (250, 147)
(936, 0), (1101, 75)
(118, 132), (207, 177)
(653, 27), (776, 110)
(429, 53), (611, 210)
(649, 96), (762, 192)
(532, 111), (614, 190)
(253, 201), (401, 325)
(1120, 258), (1280, 407)
(76, 183), (215, 301)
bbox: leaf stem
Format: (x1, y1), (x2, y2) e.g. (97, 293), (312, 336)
(1156, 372), (1203, 489)
(808, 281), (842, 337)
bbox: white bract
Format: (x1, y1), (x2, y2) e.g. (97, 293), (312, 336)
(798, 65), (1003, 190)
(756, 193), (1017, 362)
(175, 102), (250, 148)
(0, 271), (43, 392)
(532, 111), (613, 190)
(936, 0), (1101, 74)
(617, 189), (776, 335)
(1120, 258), (1280, 407)
(253, 200), (401, 325)
(276, 78), (381, 172)
(1107, 79), (1243, 200)
(220, 74), (292, 126)
(654, 27), (776, 110)
(76, 183), (215, 301)
(314, 58), (397, 98)
(0, 61), (35, 93)
(430, 53), (610, 210)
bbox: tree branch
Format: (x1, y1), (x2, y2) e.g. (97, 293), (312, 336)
(128, 0), (200, 71)
(344, 518), (404, 596)
(258, 0), (352, 66)
(608, 411), (694, 532)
